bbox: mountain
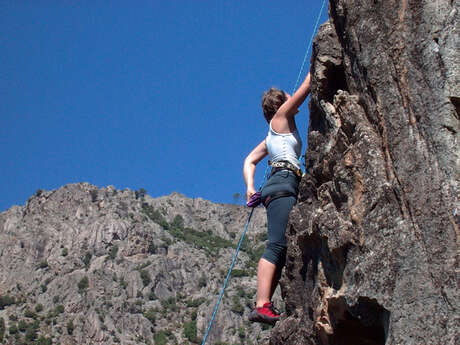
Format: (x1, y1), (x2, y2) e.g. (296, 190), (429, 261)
(0, 183), (276, 345)
(270, 1), (459, 344)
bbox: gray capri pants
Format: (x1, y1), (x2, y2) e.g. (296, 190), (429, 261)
(260, 169), (299, 267)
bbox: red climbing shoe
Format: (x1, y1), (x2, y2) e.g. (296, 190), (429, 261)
(248, 302), (280, 326)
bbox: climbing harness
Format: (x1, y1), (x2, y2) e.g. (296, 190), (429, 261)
(262, 190), (298, 208)
(200, 2), (327, 343)
(269, 160), (302, 179)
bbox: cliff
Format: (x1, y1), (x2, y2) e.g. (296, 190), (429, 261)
(271, 0), (459, 344)
(0, 183), (276, 345)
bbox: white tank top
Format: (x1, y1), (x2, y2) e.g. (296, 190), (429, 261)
(266, 122), (302, 169)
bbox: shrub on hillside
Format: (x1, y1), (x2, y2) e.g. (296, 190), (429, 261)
(143, 308), (156, 325)
(78, 276), (89, 293)
(36, 336), (52, 345)
(231, 296), (244, 315)
(38, 260), (48, 269)
(161, 297), (178, 312)
(67, 319), (74, 335)
(24, 308), (37, 319)
(139, 270), (151, 287)
(231, 269), (249, 278)
(153, 331), (167, 345)
(82, 252), (92, 269)
(183, 319), (198, 343)
(142, 204), (169, 229)
(109, 245), (119, 260)
(0, 295), (15, 309)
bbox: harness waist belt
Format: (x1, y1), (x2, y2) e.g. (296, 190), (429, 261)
(269, 160), (302, 179)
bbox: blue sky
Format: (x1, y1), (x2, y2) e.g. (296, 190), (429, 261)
(1, 1), (328, 211)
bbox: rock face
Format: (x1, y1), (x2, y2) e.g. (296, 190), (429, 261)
(271, 1), (458, 344)
(0, 183), (276, 345)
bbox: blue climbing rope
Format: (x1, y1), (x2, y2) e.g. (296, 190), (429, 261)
(200, 207), (254, 345)
(201, 2), (327, 343)
(291, 0), (328, 95)
(200, 165), (270, 345)
(292, 0), (327, 169)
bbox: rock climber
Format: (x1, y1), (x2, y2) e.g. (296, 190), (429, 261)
(243, 72), (311, 325)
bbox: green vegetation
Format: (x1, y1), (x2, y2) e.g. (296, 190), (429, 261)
(136, 261), (151, 270)
(135, 188), (147, 199)
(142, 204), (169, 229)
(241, 237), (265, 266)
(90, 189), (98, 202)
(78, 276), (89, 293)
(231, 269), (249, 278)
(161, 297), (178, 312)
(62, 247), (68, 257)
(143, 206), (235, 255)
(143, 308), (156, 325)
(183, 319), (198, 343)
(168, 221), (234, 256)
(82, 252), (92, 269)
(0, 294), (15, 309)
(231, 296), (244, 315)
(148, 290), (157, 301)
(24, 308), (37, 319)
(170, 214), (184, 229)
(119, 277), (128, 289)
(9, 323), (18, 334)
(109, 244), (119, 260)
(67, 319), (74, 335)
(139, 270), (151, 287)
(198, 275), (207, 288)
(238, 326), (246, 340)
(18, 320), (28, 332)
(35, 304), (43, 313)
(153, 331), (167, 345)
(46, 304), (65, 321)
(36, 336), (53, 345)
(186, 298), (206, 308)
(148, 243), (157, 254)
(25, 324), (37, 341)
(38, 260), (48, 269)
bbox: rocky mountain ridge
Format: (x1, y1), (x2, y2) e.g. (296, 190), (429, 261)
(0, 183), (276, 345)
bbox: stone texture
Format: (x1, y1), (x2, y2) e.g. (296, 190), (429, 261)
(0, 183), (275, 345)
(271, 1), (459, 344)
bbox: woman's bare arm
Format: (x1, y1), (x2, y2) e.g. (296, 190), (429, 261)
(271, 73), (311, 133)
(243, 140), (268, 202)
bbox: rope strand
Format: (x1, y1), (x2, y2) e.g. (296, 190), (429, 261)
(291, 0), (328, 94)
(200, 165), (270, 345)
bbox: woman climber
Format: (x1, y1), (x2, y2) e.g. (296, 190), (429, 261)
(243, 72), (311, 325)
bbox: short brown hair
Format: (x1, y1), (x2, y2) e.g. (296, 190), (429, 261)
(261, 88), (287, 123)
